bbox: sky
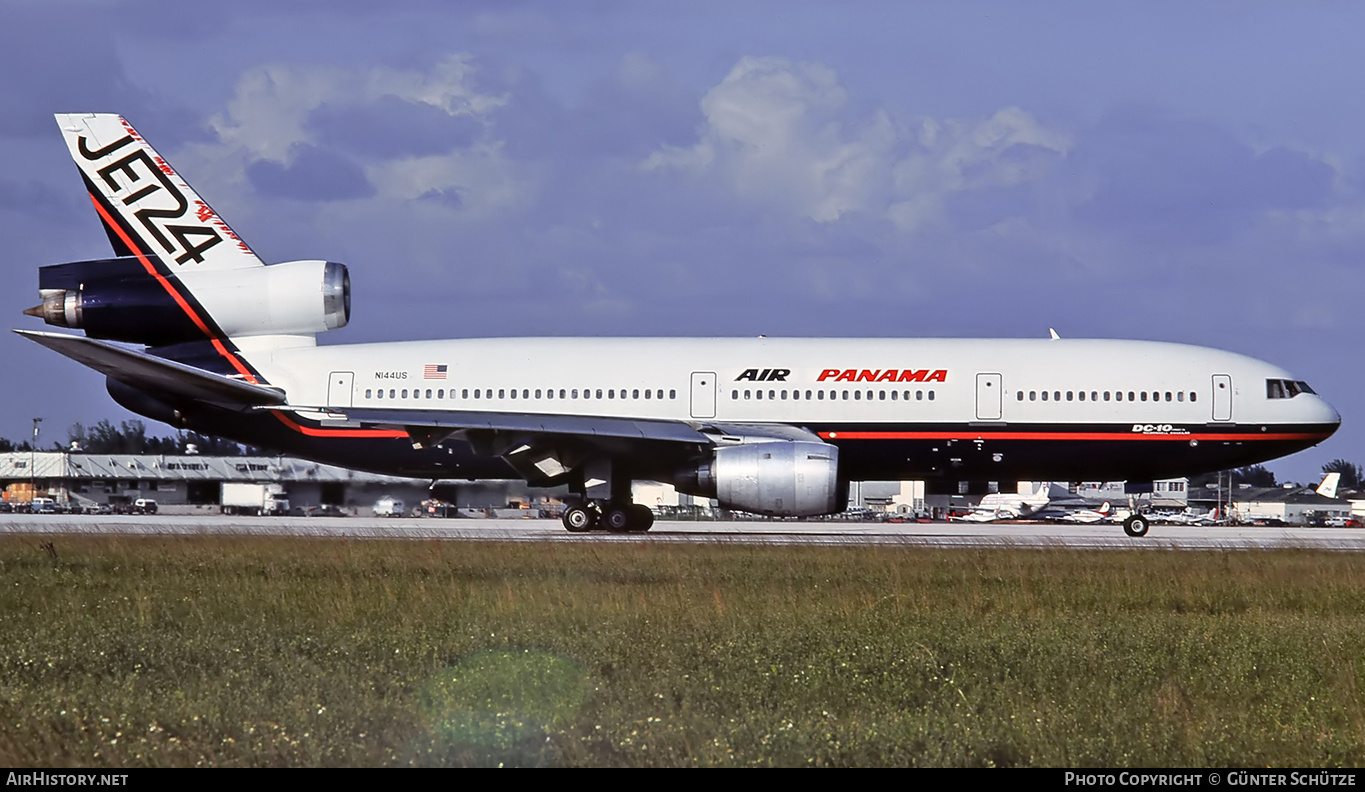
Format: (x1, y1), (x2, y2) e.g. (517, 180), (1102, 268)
(1, 1), (1362, 484)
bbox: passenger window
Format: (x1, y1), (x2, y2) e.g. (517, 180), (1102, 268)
(425, 389), (432, 399)
(1029, 391), (1036, 401)
(402, 389), (408, 399)
(1140, 392), (1147, 402)
(928, 391), (935, 401)
(633, 389), (640, 399)
(1190, 392), (1197, 402)
(437, 389), (444, 399)
(1066, 392), (1073, 401)
(669, 390), (676, 399)
(1042, 391), (1049, 401)
(917, 391), (924, 401)
(597, 389), (604, 399)
(498, 389), (505, 399)
(366, 389), (373, 399)
(510, 389), (517, 399)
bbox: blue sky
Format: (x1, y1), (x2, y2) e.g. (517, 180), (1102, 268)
(2, 1), (1362, 483)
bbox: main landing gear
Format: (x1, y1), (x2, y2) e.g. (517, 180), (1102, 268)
(561, 502), (655, 533)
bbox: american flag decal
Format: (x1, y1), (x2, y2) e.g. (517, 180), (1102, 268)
(423, 364), (448, 380)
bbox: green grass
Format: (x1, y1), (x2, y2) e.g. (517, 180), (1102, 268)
(2, 536), (1365, 766)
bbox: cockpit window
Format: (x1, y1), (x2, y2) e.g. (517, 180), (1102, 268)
(1267, 379), (1316, 399)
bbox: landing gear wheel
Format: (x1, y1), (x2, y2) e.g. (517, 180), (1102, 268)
(563, 505), (595, 533)
(627, 504), (655, 532)
(602, 505), (633, 533)
(1123, 514), (1150, 538)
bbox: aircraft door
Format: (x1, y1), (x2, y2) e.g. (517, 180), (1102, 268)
(975, 372), (1002, 420)
(690, 371), (717, 419)
(327, 371), (355, 409)
(1211, 374), (1233, 422)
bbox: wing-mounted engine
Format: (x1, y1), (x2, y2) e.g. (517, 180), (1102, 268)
(675, 440), (845, 517)
(27, 257), (350, 346)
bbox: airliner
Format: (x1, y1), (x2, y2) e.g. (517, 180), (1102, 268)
(17, 114), (1341, 537)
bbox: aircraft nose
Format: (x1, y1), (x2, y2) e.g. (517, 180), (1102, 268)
(1312, 396), (1342, 434)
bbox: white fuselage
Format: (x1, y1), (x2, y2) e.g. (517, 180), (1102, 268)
(250, 336), (1337, 431)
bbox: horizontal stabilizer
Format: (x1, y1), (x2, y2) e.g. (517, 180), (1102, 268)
(14, 329), (285, 409)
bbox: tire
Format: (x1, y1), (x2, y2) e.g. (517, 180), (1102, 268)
(602, 506), (633, 533)
(627, 504), (655, 532)
(563, 506), (595, 533)
(1123, 514), (1150, 538)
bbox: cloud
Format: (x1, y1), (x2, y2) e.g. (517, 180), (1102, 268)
(307, 95), (484, 159)
(1070, 109), (1337, 246)
(246, 144), (375, 201)
(643, 57), (1069, 229)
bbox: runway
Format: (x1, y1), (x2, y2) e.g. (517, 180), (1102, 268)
(2, 513), (1364, 550)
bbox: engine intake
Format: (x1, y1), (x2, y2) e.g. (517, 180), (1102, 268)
(676, 441), (844, 517)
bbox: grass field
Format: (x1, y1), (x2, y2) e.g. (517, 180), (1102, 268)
(3, 535), (1365, 767)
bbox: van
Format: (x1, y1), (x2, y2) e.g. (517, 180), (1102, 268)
(133, 498), (158, 514)
(372, 497), (404, 518)
(30, 497), (56, 514)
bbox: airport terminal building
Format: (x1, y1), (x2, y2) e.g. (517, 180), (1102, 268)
(0, 452), (566, 516)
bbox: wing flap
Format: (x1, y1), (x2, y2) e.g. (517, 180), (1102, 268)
(15, 329), (285, 408)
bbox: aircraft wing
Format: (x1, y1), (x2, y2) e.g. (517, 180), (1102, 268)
(15, 330), (286, 409)
(318, 407), (826, 448)
(321, 406), (713, 446)
(317, 407), (828, 485)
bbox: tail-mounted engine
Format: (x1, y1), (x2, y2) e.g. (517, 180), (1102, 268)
(675, 441), (845, 517)
(27, 257), (349, 346)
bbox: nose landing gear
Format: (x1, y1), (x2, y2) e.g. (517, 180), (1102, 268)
(1122, 513), (1150, 538)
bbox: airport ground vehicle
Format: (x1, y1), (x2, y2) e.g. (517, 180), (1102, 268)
(132, 498), (157, 514)
(18, 114), (1341, 539)
(220, 483), (289, 516)
(372, 497), (405, 518)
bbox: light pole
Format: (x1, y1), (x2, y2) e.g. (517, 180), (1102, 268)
(30, 417), (41, 510)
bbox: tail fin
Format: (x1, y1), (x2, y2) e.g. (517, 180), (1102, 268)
(55, 113), (263, 273)
(36, 115), (349, 354)
(1317, 472), (1341, 499)
(1098, 502), (1111, 515)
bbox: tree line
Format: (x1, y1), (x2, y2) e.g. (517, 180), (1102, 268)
(0, 420), (264, 456)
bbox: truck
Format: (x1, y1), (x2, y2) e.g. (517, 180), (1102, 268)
(221, 483), (289, 516)
(372, 496), (405, 518)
